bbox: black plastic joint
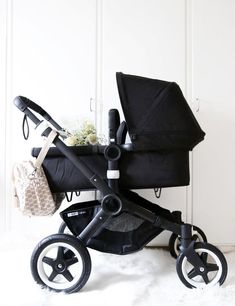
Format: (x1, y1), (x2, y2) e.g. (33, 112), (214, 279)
(101, 194), (122, 216)
(180, 223), (193, 249)
(104, 144), (121, 161)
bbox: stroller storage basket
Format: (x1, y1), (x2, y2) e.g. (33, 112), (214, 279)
(60, 191), (175, 255)
(60, 200), (100, 236)
(32, 146), (190, 192)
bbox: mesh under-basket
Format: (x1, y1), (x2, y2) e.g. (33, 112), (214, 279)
(60, 191), (174, 255)
(90, 211), (164, 254)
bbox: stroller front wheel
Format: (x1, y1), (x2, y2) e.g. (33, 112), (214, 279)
(176, 242), (227, 288)
(31, 234), (91, 293)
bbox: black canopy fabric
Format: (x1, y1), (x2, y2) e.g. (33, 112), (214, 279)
(116, 73), (205, 151)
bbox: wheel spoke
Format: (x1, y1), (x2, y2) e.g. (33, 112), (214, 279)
(62, 270), (74, 282)
(42, 256), (54, 267)
(48, 270), (58, 282)
(57, 246), (65, 260)
(207, 263), (219, 272)
(186, 249), (205, 269)
(66, 257), (78, 267)
(187, 268), (198, 279)
(201, 252), (208, 263)
(202, 273), (209, 284)
(64, 249), (75, 260)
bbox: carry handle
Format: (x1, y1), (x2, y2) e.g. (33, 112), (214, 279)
(13, 96), (63, 131)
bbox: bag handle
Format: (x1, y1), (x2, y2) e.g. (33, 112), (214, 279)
(34, 130), (58, 169)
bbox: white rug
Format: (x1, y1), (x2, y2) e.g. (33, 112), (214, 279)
(0, 233), (235, 306)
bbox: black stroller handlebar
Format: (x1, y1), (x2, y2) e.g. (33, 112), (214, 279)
(13, 96), (63, 131)
(14, 96), (50, 119)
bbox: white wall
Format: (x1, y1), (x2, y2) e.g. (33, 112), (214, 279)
(1, 0), (97, 238)
(0, 0), (7, 233)
(192, 0), (235, 245)
(1, 0), (235, 245)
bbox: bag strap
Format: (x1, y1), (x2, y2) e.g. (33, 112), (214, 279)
(34, 130), (58, 169)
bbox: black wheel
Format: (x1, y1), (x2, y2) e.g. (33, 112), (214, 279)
(176, 242), (227, 288)
(31, 234), (91, 293)
(169, 226), (207, 259)
(58, 221), (72, 235)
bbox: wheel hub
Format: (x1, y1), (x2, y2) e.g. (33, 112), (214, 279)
(199, 267), (205, 273)
(55, 261), (66, 272)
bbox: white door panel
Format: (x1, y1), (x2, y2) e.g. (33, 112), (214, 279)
(192, 0), (235, 244)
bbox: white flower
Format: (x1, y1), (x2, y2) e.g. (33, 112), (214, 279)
(86, 134), (98, 145)
(65, 135), (78, 146)
(64, 120), (105, 146)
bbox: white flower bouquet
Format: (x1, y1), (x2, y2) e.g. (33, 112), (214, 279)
(64, 121), (104, 146)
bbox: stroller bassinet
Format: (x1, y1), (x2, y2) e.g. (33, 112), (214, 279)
(13, 73), (227, 293)
(32, 72), (204, 192)
(31, 146), (190, 192)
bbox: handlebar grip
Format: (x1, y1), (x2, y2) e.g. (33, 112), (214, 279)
(108, 109), (120, 141)
(13, 96), (51, 120)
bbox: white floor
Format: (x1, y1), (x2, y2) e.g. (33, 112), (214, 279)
(0, 233), (235, 306)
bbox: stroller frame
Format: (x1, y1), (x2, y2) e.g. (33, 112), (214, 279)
(15, 96), (187, 242)
(14, 94), (227, 292)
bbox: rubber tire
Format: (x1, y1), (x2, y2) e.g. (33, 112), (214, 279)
(31, 234), (91, 293)
(169, 226), (207, 259)
(176, 242), (227, 288)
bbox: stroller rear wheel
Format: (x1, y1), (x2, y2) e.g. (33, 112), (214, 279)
(176, 242), (227, 288)
(31, 234), (91, 293)
(169, 225), (207, 259)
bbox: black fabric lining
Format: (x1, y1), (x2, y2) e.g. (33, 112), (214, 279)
(136, 83), (173, 132)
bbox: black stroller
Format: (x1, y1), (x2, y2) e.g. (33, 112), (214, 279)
(14, 72), (227, 293)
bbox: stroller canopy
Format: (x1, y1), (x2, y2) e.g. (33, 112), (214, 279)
(116, 73), (205, 151)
